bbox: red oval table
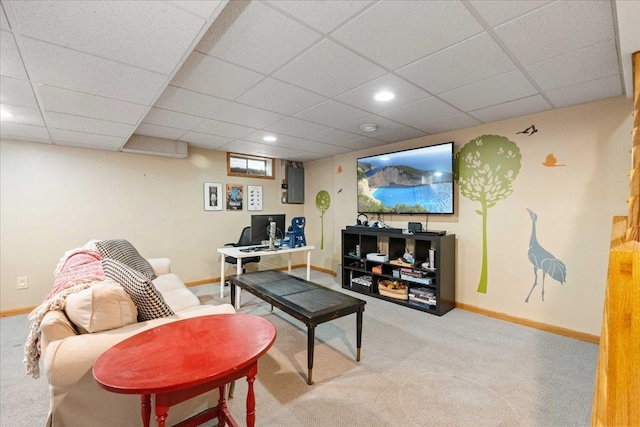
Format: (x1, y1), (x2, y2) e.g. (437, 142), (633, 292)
(93, 314), (276, 427)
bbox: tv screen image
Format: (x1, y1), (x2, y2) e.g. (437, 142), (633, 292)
(357, 142), (454, 214)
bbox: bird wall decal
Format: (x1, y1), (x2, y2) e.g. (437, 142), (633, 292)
(517, 125), (538, 136)
(525, 208), (567, 302)
(542, 154), (566, 167)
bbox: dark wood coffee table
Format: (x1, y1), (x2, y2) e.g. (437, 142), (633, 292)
(229, 270), (366, 385)
(93, 314), (276, 427)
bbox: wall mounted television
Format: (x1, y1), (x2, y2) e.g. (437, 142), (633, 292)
(357, 142), (454, 215)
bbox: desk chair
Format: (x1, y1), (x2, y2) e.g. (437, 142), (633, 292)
(224, 227), (261, 276)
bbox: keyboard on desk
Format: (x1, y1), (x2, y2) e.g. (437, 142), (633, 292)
(239, 245), (269, 253)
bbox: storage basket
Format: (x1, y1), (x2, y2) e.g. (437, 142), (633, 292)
(378, 280), (408, 300)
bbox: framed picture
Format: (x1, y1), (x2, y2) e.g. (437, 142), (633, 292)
(226, 184), (243, 211)
(247, 185), (263, 211)
(204, 183), (222, 211)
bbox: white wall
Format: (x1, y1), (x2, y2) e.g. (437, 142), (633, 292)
(0, 143), (303, 310)
(304, 96), (633, 336)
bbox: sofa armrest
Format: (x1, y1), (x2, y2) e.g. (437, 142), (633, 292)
(40, 310), (78, 355)
(147, 257), (171, 275)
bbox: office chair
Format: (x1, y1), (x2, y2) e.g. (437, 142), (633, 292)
(224, 226), (261, 276)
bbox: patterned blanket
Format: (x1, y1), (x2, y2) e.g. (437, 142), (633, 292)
(24, 249), (108, 378)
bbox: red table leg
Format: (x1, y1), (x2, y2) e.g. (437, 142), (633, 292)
(141, 394), (151, 427)
(246, 364), (257, 427)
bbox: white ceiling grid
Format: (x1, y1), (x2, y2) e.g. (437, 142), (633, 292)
(0, 0), (630, 161)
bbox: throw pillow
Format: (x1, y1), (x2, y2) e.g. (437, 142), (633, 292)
(102, 258), (174, 322)
(65, 280), (138, 333)
(96, 239), (157, 280)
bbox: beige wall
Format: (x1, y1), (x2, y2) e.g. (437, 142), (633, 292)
(0, 144), (303, 310)
(305, 96), (633, 336)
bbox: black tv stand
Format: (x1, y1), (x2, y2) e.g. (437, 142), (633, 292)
(413, 230), (447, 236)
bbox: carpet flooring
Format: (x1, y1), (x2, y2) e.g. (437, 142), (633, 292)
(1, 269), (598, 426)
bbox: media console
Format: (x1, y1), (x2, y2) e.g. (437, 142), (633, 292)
(341, 228), (455, 316)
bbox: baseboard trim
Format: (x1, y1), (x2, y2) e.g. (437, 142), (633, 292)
(1, 306), (36, 317)
(456, 302), (600, 344)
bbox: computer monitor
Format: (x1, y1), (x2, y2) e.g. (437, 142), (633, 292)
(250, 214), (286, 245)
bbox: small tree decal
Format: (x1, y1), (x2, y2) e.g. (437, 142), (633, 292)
(454, 135), (522, 294)
(316, 190), (330, 250)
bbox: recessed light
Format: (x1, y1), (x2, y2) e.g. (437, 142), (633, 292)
(360, 124), (378, 132)
(374, 91), (395, 101)
(263, 135), (277, 142)
(0, 107), (13, 119)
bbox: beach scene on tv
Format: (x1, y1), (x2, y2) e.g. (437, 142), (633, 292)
(357, 144), (454, 214)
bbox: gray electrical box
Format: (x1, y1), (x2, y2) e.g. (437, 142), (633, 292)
(287, 167), (304, 203)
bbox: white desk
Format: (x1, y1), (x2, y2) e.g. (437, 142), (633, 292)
(217, 244), (315, 298)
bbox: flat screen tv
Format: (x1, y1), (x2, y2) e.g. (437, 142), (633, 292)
(250, 214), (286, 244)
(357, 142), (454, 214)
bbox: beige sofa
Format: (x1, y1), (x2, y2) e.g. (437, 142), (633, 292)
(40, 257), (235, 426)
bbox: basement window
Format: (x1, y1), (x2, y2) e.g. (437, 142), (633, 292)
(227, 152), (275, 179)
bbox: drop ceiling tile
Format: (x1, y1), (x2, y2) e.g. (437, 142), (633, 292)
(154, 86), (229, 118)
(0, 30), (28, 79)
(468, 1), (552, 27)
(286, 151), (326, 162)
(179, 131), (232, 149)
(23, 38), (167, 105)
(294, 100), (369, 127)
(142, 108), (204, 130)
(0, 75), (38, 108)
(171, 52), (264, 100)
(439, 70), (537, 112)
(273, 39), (386, 98)
(255, 145), (306, 159)
(469, 95), (551, 123)
(335, 73), (430, 114)
(306, 128), (362, 145)
(379, 97), (460, 131)
(51, 128), (125, 149)
(0, 121), (50, 141)
(210, 102), (285, 129)
(526, 39), (619, 92)
(192, 119), (256, 139)
(332, 1), (483, 70)
(39, 85), (147, 125)
(341, 136), (389, 151)
(264, 117), (330, 138)
(236, 78), (326, 116)
(218, 139), (268, 154)
(545, 74), (622, 108)
(420, 114), (482, 135)
(494, 0), (614, 66)
(196, 1), (320, 75)
(135, 123), (188, 140)
(1, 6), (10, 30)
(166, 0), (224, 19)
(338, 115), (404, 137)
(298, 139), (353, 155)
(396, 33), (517, 95)
(267, 0), (373, 34)
(374, 126), (428, 143)
(243, 130), (299, 146)
(12, 1), (206, 75)
(0, 104), (43, 126)
(47, 111), (134, 138)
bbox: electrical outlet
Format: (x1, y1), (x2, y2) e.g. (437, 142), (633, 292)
(17, 276), (28, 290)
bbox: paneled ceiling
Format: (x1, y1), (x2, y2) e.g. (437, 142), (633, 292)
(0, 1), (636, 162)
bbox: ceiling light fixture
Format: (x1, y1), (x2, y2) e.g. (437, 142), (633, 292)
(0, 108), (13, 120)
(263, 135), (277, 142)
(374, 91), (395, 101)
(360, 124), (378, 132)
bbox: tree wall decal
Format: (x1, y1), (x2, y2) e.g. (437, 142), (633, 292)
(315, 190), (330, 250)
(454, 135), (522, 293)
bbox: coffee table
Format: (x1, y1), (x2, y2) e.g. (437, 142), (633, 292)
(229, 270), (366, 385)
(93, 314), (276, 427)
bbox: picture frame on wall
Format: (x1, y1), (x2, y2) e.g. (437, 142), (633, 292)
(226, 183), (243, 211)
(204, 182), (222, 211)
(247, 185), (263, 211)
